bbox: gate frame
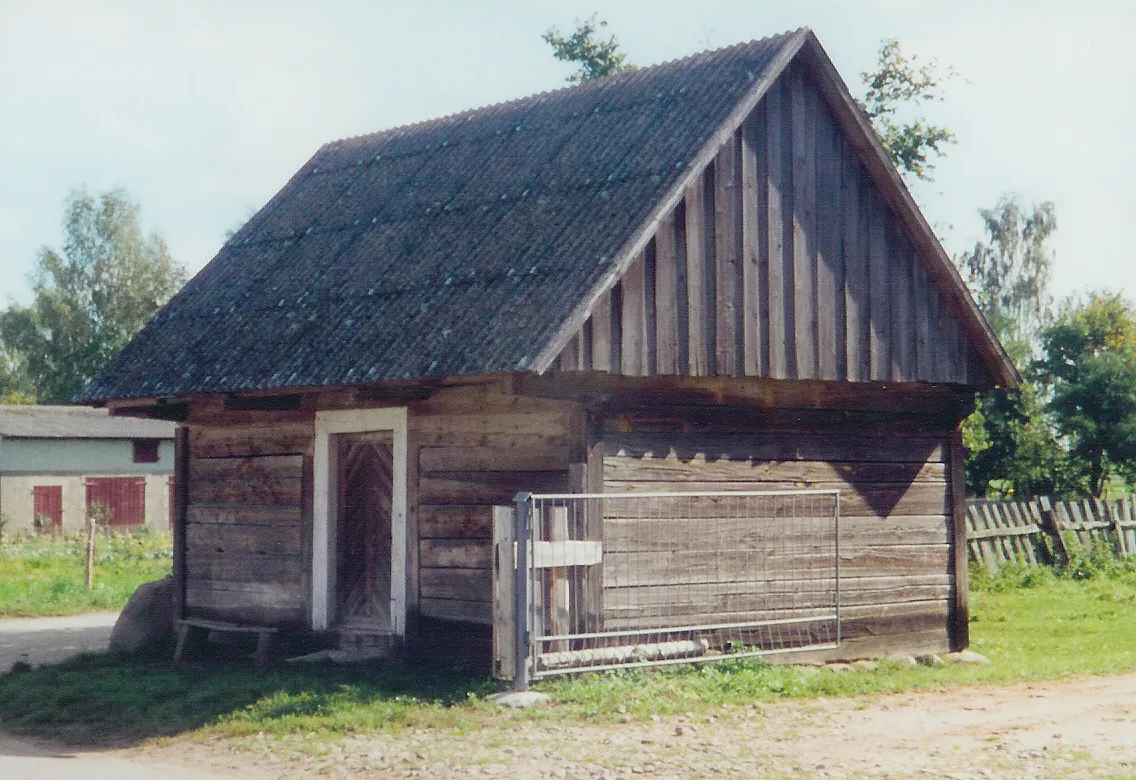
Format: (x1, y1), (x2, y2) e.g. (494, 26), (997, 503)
(503, 488), (841, 691)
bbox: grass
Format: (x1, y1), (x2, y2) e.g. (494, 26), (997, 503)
(1, 558), (1136, 746)
(0, 529), (172, 616)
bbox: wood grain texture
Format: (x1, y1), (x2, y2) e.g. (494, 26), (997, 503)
(546, 62), (991, 388)
(791, 68), (818, 379)
(766, 77), (790, 379)
(620, 252), (648, 376)
(654, 216), (680, 375)
(714, 136), (741, 377)
(948, 424), (969, 651)
(188, 423), (314, 458)
(173, 426), (189, 620)
(684, 177), (708, 376)
(188, 455), (303, 505)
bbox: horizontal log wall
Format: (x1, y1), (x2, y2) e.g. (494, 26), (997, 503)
(408, 385), (584, 643)
(602, 410), (954, 657)
(556, 60), (986, 386)
(183, 420), (314, 627)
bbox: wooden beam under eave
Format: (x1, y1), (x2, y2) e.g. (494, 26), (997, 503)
(514, 371), (977, 418)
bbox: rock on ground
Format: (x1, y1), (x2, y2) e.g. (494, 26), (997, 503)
(109, 577), (175, 653)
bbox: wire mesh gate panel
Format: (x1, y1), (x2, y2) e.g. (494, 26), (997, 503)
(498, 489), (841, 683)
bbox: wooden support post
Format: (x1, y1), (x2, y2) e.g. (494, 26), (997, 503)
(548, 506), (570, 652)
(492, 506), (515, 681)
(172, 425), (189, 621)
(1038, 496), (1069, 566)
(947, 424), (969, 652)
(84, 514), (96, 591)
(513, 494), (532, 691)
(1107, 500), (1124, 556)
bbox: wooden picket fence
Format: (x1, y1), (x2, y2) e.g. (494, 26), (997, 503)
(966, 496), (1136, 572)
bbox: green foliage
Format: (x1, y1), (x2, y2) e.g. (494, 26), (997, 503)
(964, 386), (1070, 498)
(957, 196), (1056, 347)
(1037, 292), (1136, 496)
(968, 561), (1056, 592)
(858, 40), (955, 181)
(1059, 538), (1136, 582)
(0, 531), (171, 616)
(542, 14), (634, 83)
(0, 187), (187, 403)
(956, 196), (1066, 497)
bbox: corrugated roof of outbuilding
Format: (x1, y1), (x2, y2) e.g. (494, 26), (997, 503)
(79, 31), (802, 401)
(0, 406), (176, 439)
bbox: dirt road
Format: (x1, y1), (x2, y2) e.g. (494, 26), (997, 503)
(0, 612), (118, 673)
(127, 673), (1136, 779)
(0, 731), (270, 780)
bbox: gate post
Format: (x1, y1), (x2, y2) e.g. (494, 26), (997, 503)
(513, 493), (532, 691)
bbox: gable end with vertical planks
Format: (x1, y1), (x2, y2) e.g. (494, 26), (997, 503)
(552, 59), (996, 388)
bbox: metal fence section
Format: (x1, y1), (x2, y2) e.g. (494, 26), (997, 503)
(499, 489), (841, 686)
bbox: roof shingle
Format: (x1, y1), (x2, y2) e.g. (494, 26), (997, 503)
(80, 31), (802, 402)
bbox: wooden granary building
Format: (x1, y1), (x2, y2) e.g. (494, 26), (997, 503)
(82, 29), (1016, 665)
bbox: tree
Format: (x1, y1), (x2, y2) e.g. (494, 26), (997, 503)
(963, 384), (1070, 498)
(0, 344), (33, 404)
(542, 14), (634, 83)
(0, 188), (187, 403)
(956, 196), (1056, 348)
(1036, 293), (1136, 497)
(956, 196), (1063, 497)
(858, 40), (956, 182)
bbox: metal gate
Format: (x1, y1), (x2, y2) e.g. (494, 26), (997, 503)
(493, 489), (841, 687)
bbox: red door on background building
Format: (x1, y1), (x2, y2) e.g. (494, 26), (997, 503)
(32, 485), (63, 533)
(85, 477), (146, 527)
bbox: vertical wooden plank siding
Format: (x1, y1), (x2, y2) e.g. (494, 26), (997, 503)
(889, 219), (914, 382)
(654, 216), (680, 375)
(914, 260), (933, 379)
(741, 108), (764, 376)
(643, 239), (658, 376)
(867, 191), (891, 380)
(173, 425), (189, 621)
(620, 252), (647, 376)
(654, 216), (677, 374)
(560, 335), (579, 371)
(684, 178), (708, 376)
(791, 68), (817, 379)
(842, 143), (870, 382)
(674, 201), (691, 374)
(714, 136), (741, 377)
(765, 78), (789, 379)
(591, 289), (612, 372)
(702, 166), (719, 375)
(550, 65), (994, 389)
(815, 94), (841, 381)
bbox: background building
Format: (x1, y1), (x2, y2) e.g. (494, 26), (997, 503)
(0, 406), (176, 534)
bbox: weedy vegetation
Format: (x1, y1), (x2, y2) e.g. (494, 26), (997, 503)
(0, 529), (172, 616)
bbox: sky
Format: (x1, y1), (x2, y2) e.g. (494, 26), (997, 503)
(1, 0), (1134, 309)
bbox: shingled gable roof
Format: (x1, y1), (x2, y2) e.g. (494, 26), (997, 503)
(80, 28), (1016, 404)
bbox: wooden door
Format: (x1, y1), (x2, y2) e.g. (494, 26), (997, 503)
(85, 477), (147, 527)
(335, 432), (394, 628)
(33, 485), (63, 533)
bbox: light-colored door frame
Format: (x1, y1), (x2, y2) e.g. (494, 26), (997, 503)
(312, 407), (408, 633)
